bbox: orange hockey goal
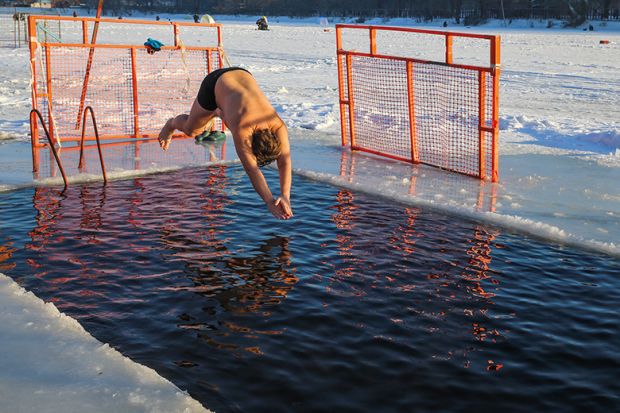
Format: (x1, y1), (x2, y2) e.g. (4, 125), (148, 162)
(28, 15), (225, 148)
(336, 25), (500, 181)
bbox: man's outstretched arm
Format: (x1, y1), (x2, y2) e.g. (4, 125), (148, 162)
(234, 136), (292, 219)
(275, 124), (292, 217)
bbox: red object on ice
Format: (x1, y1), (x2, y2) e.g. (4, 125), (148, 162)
(599, 40), (610, 44)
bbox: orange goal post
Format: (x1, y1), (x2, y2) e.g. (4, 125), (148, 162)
(28, 15), (225, 150)
(336, 25), (501, 182)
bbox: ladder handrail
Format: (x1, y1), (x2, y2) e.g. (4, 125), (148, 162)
(30, 106), (108, 191)
(78, 106), (107, 184)
(30, 109), (68, 191)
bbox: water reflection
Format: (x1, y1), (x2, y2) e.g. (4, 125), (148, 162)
(2, 165), (619, 412)
(328, 189), (365, 297)
(328, 185), (504, 370)
(0, 242), (16, 272)
(339, 149), (498, 212)
(25, 166), (298, 356)
(32, 137), (226, 181)
(179, 236), (297, 354)
(25, 162), (504, 370)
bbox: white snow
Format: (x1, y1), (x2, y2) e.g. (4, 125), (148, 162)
(0, 273), (211, 413)
(0, 7), (620, 410)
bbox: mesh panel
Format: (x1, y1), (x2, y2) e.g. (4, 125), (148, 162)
(343, 107), (351, 146)
(34, 47), (54, 139)
(413, 63), (481, 176)
(337, 54), (350, 144)
(41, 46), (134, 139)
(33, 44), (222, 141)
(136, 48), (209, 136)
(484, 71), (495, 178)
(338, 54), (348, 101)
(347, 55), (491, 175)
(336, 26), (500, 181)
(29, 16), (224, 153)
(351, 56), (411, 160)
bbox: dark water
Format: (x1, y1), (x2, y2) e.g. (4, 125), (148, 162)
(1, 165), (619, 413)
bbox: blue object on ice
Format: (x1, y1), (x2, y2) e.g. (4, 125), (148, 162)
(144, 38), (164, 53)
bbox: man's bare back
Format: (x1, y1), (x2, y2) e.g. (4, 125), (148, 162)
(158, 68), (293, 220)
(214, 70), (284, 138)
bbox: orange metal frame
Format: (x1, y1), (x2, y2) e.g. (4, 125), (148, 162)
(335, 24), (501, 182)
(27, 15), (224, 149)
(30, 109), (68, 190)
(30, 106), (108, 191)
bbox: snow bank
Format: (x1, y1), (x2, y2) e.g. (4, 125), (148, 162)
(0, 273), (212, 413)
(501, 115), (620, 162)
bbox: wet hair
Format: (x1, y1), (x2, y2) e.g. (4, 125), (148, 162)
(251, 128), (281, 167)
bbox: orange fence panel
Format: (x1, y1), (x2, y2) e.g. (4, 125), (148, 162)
(28, 15), (224, 152)
(336, 25), (501, 182)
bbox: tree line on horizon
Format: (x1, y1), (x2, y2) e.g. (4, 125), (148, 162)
(21, 0), (620, 26)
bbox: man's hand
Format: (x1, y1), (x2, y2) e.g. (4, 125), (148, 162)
(276, 196), (293, 218)
(267, 197), (293, 220)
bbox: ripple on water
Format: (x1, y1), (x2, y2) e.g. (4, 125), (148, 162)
(1, 165), (619, 413)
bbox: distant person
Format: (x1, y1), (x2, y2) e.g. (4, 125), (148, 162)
(256, 16), (269, 31)
(156, 15), (160, 21)
(193, 14), (199, 23)
(72, 11), (77, 18)
(588, 24), (594, 31)
(158, 68), (293, 219)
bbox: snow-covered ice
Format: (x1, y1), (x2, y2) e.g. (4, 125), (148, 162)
(0, 273), (211, 413)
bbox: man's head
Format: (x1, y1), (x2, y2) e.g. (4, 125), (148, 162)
(251, 128), (281, 167)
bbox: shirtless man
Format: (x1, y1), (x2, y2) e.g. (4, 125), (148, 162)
(158, 67), (292, 220)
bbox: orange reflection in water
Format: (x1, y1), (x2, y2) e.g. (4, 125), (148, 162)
(32, 137), (226, 182)
(339, 148), (497, 213)
(332, 159), (506, 371)
(0, 243), (16, 272)
(461, 226), (504, 369)
(463, 226), (500, 299)
(326, 189), (367, 299)
(389, 207), (421, 256)
(28, 164), (297, 356)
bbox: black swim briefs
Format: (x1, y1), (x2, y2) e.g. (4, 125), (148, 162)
(196, 67), (251, 111)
